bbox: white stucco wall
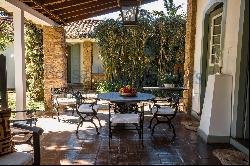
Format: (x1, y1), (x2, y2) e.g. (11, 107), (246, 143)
(0, 44), (15, 89)
(192, 0), (242, 116)
(221, 0), (242, 120)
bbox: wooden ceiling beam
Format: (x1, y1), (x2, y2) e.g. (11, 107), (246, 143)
(55, 0), (118, 16)
(48, 0), (103, 12)
(29, 0), (66, 24)
(42, 0), (73, 6)
(65, 7), (120, 23)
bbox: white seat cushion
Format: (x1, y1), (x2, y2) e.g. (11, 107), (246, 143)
(154, 102), (170, 106)
(0, 152), (33, 165)
(152, 106), (175, 115)
(56, 98), (76, 105)
(110, 114), (140, 124)
(78, 104), (99, 113)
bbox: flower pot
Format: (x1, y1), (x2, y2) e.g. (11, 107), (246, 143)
(164, 83), (175, 88)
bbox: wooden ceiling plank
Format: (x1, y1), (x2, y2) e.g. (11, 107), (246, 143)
(56, 1), (118, 17)
(65, 7), (120, 23)
(49, 0), (114, 12)
(42, 0), (73, 6)
(29, 0), (66, 24)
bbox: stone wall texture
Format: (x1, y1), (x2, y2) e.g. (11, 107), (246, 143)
(43, 26), (67, 112)
(82, 41), (93, 90)
(183, 0), (197, 114)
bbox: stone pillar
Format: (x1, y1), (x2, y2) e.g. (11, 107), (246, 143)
(13, 8), (26, 119)
(43, 26), (67, 113)
(183, 0), (197, 114)
(82, 41), (93, 90)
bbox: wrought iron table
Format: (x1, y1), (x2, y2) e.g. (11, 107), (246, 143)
(97, 92), (155, 113)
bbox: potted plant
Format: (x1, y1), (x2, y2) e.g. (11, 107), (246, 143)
(163, 74), (176, 88)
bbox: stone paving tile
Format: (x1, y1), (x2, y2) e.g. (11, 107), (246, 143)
(34, 110), (236, 165)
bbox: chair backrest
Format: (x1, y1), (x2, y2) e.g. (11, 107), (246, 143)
(72, 91), (83, 106)
(169, 93), (180, 116)
(108, 102), (144, 121)
(51, 87), (76, 106)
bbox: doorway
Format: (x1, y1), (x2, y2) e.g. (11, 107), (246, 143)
(200, 5), (223, 112)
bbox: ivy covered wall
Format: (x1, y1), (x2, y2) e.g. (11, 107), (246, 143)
(0, 17), (44, 102)
(25, 21), (44, 102)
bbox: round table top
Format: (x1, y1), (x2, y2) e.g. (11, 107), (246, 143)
(97, 92), (155, 103)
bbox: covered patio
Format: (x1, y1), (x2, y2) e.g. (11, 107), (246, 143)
(0, 0), (249, 165)
(36, 109), (228, 165)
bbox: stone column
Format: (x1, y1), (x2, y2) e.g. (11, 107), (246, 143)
(183, 0), (197, 114)
(43, 26), (67, 113)
(82, 41), (93, 90)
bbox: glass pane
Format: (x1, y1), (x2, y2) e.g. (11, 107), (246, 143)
(212, 45), (221, 55)
(211, 54), (215, 64)
(213, 25), (221, 35)
(214, 15), (222, 25)
(215, 56), (220, 64)
(213, 35), (221, 44)
(122, 6), (137, 21)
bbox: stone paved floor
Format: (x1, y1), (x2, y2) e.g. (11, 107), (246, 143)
(30, 108), (236, 165)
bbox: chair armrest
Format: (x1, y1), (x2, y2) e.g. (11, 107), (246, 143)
(10, 110), (38, 127)
(13, 123), (44, 165)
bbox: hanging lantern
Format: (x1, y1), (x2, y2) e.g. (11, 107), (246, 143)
(118, 0), (141, 26)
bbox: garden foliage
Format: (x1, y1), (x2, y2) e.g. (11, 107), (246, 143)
(25, 21), (44, 102)
(92, 1), (186, 92)
(0, 16), (44, 102)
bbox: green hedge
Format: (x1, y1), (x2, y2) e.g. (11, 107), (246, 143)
(92, 2), (186, 93)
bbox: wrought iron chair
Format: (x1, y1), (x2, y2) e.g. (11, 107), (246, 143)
(51, 87), (76, 122)
(10, 109), (38, 127)
(149, 93), (180, 139)
(0, 108), (43, 165)
(73, 91), (101, 134)
(108, 102), (144, 147)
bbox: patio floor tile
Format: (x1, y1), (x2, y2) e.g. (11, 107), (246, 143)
(29, 110), (236, 165)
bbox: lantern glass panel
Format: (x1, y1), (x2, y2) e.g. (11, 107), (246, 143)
(121, 6), (137, 22)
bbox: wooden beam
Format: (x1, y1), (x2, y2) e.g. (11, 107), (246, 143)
(65, 7), (120, 23)
(43, 0), (73, 6)
(29, 0), (66, 24)
(55, 0), (118, 17)
(4, 0), (58, 26)
(49, 0), (109, 12)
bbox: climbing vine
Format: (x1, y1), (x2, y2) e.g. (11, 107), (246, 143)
(0, 11), (13, 51)
(25, 21), (44, 102)
(0, 13), (44, 102)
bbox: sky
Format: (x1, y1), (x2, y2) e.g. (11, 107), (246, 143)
(91, 0), (187, 20)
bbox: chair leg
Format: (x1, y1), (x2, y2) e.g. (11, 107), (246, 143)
(168, 123), (172, 129)
(109, 123), (112, 148)
(138, 128), (141, 139)
(151, 121), (160, 136)
(76, 120), (83, 134)
(94, 115), (102, 127)
(148, 116), (155, 129)
(170, 122), (176, 138)
(141, 123), (144, 147)
(56, 108), (60, 122)
(90, 119), (99, 134)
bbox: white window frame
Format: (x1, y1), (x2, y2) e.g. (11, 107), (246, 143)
(209, 13), (223, 66)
